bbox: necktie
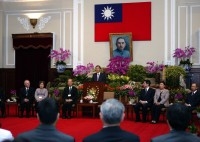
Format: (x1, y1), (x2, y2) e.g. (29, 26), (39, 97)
(26, 88), (29, 96)
(145, 88), (148, 95)
(97, 73), (100, 81)
(69, 87), (72, 93)
(158, 92), (162, 102)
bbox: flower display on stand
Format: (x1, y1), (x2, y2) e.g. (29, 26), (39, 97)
(53, 88), (60, 97)
(49, 48), (71, 73)
(169, 88), (187, 103)
(145, 61), (164, 76)
(73, 63), (94, 84)
(10, 89), (17, 102)
(84, 86), (99, 103)
(106, 57), (131, 75)
(49, 48), (71, 65)
(174, 93), (184, 103)
(173, 46), (195, 71)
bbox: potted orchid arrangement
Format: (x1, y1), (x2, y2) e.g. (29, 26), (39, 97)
(10, 89), (17, 102)
(173, 46), (195, 71)
(49, 48), (71, 73)
(145, 61), (165, 83)
(73, 63), (94, 84)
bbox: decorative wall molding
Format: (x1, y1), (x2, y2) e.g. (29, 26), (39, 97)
(17, 17), (30, 31)
(38, 16), (51, 30)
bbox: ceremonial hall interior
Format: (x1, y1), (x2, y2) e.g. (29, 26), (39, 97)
(0, 0), (200, 142)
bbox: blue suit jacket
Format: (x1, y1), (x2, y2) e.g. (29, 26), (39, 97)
(151, 130), (200, 142)
(15, 124), (74, 142)
(92, 73), (107, 83)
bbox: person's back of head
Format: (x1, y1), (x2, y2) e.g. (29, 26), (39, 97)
(167, 103), (190, 131)
(100, 98), (125, 125)
(37, 98), (58, 125)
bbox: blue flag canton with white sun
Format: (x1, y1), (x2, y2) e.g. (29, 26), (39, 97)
(95, 4), (122, 23)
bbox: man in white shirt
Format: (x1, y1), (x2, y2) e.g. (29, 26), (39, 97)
(0, 128), (14, 142)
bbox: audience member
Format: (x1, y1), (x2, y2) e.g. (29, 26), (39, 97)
(15, 98), (74, 142)
(0, 127), (14, 142)
(185, 83), (200, 111)
(151, 103), (200, 142)
(34, 81), (48, 112)
(134, 80), (155, 122)
(19, 80), (35, 118)
(83, 98), (140, 142)
(113, 37), (130, 58)
(0, 87), (6, 117)
(151, 81), (169, 124)
(91, 65), (107, 83)
(62, 78), (78, 119)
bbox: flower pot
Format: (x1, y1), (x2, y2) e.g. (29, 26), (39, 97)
(56, 64), (66, 73)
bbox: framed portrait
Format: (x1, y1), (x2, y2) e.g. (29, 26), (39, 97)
(109, 33), (133, 61)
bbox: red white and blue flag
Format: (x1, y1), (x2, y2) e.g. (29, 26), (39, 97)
(94, 2), (151, 42)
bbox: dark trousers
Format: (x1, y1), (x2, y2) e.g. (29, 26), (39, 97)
(20, 102), (32, 116)
(151, 104), (165, 122)
(134, 103), (152, 121)
(0, 101), (5, 117)
(62, 102), (73, 117)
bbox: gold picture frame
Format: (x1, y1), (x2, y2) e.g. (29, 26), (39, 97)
(109, 33), (133, 61)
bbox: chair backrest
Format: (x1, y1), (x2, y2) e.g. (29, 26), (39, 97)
(103, 92), (114, 100)
(83, 82), (105, 103)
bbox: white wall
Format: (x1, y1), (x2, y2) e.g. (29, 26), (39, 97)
(82, 0), (165, 67)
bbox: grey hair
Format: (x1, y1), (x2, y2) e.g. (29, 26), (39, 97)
(100, 98), (125, 125)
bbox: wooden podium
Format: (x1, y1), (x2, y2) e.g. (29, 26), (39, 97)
(76, 82), (104, 117)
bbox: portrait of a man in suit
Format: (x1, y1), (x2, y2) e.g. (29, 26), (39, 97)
(109, 33), (133, 61)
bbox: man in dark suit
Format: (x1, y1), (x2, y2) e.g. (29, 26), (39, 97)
(15, 98), (75, 142)
(83, 98), (140, 142)
(62, 78), (78, 119)
(91, 65), (107, 83)
(151, 103), (200, 142)
(0, 87), (5, 117)
(185, 83), (200, 111)
(134, 80), (155, 122)
(19, 80), (35, 117)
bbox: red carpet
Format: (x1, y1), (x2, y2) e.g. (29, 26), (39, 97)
(0, 117), (169, 142)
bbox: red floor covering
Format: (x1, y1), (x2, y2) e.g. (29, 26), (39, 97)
(0, 116), (169, 142)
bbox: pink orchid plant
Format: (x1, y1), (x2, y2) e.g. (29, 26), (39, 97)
(106, 57), (131, 75)
(145, 61), (164, 74)
(49, 48), (71, 65)
(173, 46), (195, 65)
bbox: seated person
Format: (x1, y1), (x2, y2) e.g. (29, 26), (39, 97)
(15, 98), (74, 142)
(151, 103), (200, 142)
(151, 81), (169, 124)
(83, 98), (140, 142)
(0, 87), (5, 118)
(35, 81), (48, 112)
(19, 80), (35, 118)
(62, 78), (78, 119)
(134, 80), (155, 122)
(91, 65), (107, 83)
(185, 83), (200, 111)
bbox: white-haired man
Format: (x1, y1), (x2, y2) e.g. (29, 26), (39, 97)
(83, 98), (140, 142)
